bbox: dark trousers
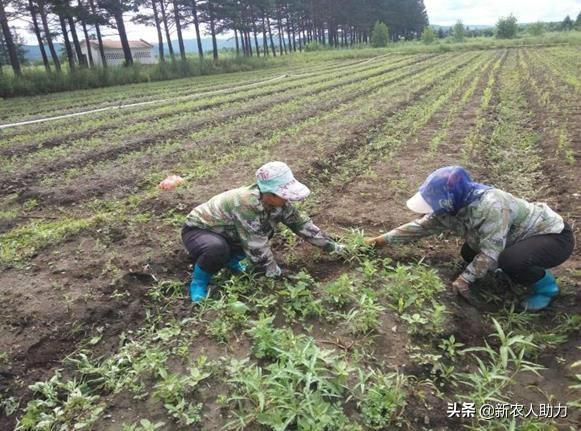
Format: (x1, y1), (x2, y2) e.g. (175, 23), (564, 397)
(461, 223), (575, 285)
(182, 225), (244, 273)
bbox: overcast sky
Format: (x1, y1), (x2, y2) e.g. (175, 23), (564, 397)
(424, 0), (579, 26)
(15, 1), (581, 45)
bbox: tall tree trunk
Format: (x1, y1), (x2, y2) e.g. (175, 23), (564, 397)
(239, 29), (245, 55)
(159, 0), (175, 61)
(28, 0), (50, 71)
(88, 0), (105, 67)
(38, 0), (61, 71)
(208, 1), (218, 60)
(277, 14), (284, 54)
(114, 9), (132, 65)
(261, 14), (268, 55)
(297, 18), (303, 51)
(234, 28), (239, 56)
(266, 15), (276, 56)
(250, 9), (260, 56)
(66, 4), (86, 67)
(191, 0), (203, 59)
(151, 0), (164, 62)
(285, 15), (292, 52)
(0, 0), (22, 76)
(58, 12), (76, 70)
(291, 19), (296, 51)
(172, 0), (185, 60)
(78, 0), (93, 67)
(246, 31), (253, 56)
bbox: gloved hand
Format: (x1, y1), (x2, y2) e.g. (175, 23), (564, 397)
(453, 276), (488, 309)
(330, 242), (347, 255)
(452, 276), (471, 299)
(265, 264), (283, 278)
(365, 236), (386, 248)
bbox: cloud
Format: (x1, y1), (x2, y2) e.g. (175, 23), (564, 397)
(425, 0), (580, 25)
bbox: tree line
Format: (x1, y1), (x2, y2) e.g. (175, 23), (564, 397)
(0, 0), (429, 76)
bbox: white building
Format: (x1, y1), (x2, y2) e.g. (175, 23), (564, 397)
(81, 39), (155, 67)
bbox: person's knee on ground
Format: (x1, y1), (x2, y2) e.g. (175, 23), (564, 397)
(498, 252), (559, 311)
(460, 243), (478, 263)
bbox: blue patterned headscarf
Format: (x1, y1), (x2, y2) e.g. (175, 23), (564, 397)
(419, 166), (491, 215)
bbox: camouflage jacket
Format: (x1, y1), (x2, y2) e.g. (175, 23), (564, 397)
(185, 184), (335, 277)
(383, 189), (565, 283)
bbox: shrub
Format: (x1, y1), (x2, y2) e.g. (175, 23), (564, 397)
(453, 20), (466, 42)
(528, 22), (545, 36)
(496, 15), (518, 39)
(305, 41), (325, 51)
(421, 26), (436, 44)
(371, 21), (389, 47)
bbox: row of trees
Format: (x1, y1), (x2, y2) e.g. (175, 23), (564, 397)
(0, 0), (429, 76)
(420, 12), (581, 44)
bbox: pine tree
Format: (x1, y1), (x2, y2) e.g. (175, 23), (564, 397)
(97, 0), (134, 65)
(0, 0), (23, 75)
(562, 15), (573, 31)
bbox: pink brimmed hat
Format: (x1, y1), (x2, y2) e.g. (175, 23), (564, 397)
(255, 161), (310, 201)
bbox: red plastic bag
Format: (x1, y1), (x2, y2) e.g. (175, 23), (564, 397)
(159, 175), (185, 190)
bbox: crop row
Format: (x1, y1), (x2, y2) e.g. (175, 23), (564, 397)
(305, 51), (499, 225)
(0, 56), (387, 123)
(0, 54), (428, 162)
(0, 52), (481, 266)
(519, 49), (576, 165)
(3, 54), (456, 199)
(36, 53), (475, 199)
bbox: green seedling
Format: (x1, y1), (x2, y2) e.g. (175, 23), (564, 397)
(439, 335), (465, 358)
(358, 370), (408, 430)
(280, 271), (322, 319)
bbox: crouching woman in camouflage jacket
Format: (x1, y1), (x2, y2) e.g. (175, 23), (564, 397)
(182, 161), (344, 302)
(365, 166), (575, 311)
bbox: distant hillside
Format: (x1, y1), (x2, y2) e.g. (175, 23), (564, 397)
(23, 37), (237, 62)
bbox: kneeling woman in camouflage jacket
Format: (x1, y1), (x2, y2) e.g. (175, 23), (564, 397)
(366, 166), (574, 311)
(182, 161), (344, 302)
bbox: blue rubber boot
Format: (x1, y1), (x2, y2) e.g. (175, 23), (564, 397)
(520, 271), (560, 312)
(227, 252), (247, 274)
(189, 264), (213, 303)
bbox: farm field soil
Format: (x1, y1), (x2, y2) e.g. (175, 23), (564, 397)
(0, 47), (579, 430)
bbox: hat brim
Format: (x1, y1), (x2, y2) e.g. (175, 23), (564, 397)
(274, 179), (311, 201)
(406, 192), (433, 213)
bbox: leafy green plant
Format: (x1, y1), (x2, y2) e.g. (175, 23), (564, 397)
(322, 273), (356, 307)
(381, 263), (445, 313)
(280, 271), (322, 319)
(153, 358), (211, 426)
(16, 372), (105, 430)
(459, 318), (543, 406)
(439, 335), (465, 358)
(246, 314), (293, 360)
(358, 370), (408, 429)
(0, 394), (19, 416)
(225, 335), (355, 430)
(344, 294), (385, 335)
(121, 419), (166, 431)
(338, 228), (376, 264)
(147, 279), (186, 301)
